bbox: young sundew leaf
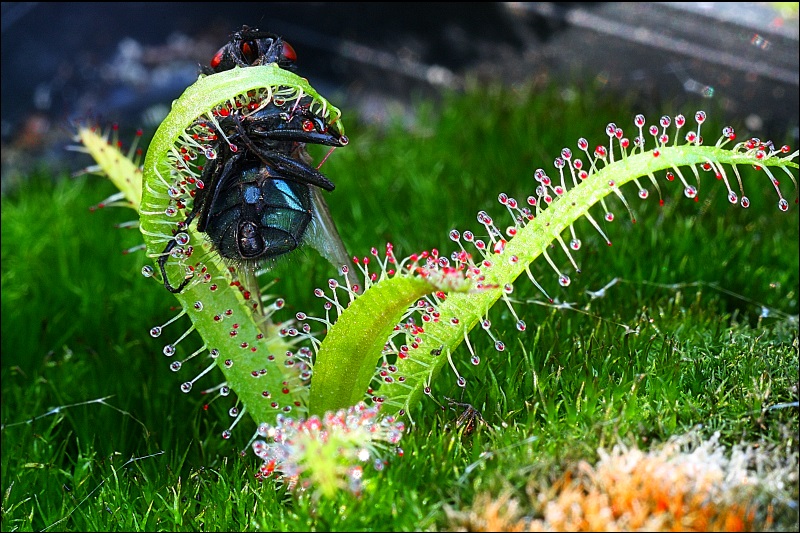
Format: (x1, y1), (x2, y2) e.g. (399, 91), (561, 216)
(305, 115), (798, 421)
(308, 276), (444, 415)
(75, 125), (143, 211)
(135, 65), (343, 429)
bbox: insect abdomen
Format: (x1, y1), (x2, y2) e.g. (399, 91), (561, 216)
(205, 165), (312, 261)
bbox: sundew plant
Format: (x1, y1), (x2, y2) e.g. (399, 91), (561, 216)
(70, 53), (800, 501)
(6, 25), (794, 529)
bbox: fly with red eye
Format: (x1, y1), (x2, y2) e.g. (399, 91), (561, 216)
(203, 25), (298, 75)
(160, 28), (353, 294)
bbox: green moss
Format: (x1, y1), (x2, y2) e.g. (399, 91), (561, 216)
(2, 83), (797, 531)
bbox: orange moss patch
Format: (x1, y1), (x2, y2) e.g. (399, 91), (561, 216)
(446, 432), (796, 532)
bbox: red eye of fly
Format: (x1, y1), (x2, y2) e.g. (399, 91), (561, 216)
(210, 47), (225, 68)
(241, 41), (258, 63)
(282, 41), (297, 63)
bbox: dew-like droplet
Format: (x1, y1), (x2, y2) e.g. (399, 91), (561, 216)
(638, 189), (649, 199)
(516, 320), (526, 331)
(605, 212), (615, 222)
(728, 192), (738, 204)
(163, 344), (175, 356)
(778, 198), (789, 211)
(741, 196), (750, 208)
(457, 376), (467, 388)
(142, 265), (155, 277)
(220, 386), (231, 396)
(175, 232), (190, 246)
(570, 239), (581, 250)
(722, 126), (735, 139)
(494, 340), (505, 351)
(210, 348), (219, 358)
(559, 275), (571, 287)
(181, 382), (193, 393)
(684, 185), (698, 199)
(695, 110), (706, 124)
(471, 355), (480, 365)
(221, 430), (231, 440)
(229, 407), (239, 417)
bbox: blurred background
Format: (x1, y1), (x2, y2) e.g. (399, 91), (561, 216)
(2, 2), (798, 192)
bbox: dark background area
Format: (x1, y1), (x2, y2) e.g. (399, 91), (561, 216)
(2, 2), (797, 192)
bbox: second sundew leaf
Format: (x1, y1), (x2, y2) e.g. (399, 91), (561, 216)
(306, 119), (798, 420)
(138, 64), (343, 427)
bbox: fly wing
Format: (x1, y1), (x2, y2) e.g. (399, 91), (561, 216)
(306, 186), (362, 293)
(290, 144), (360, 292)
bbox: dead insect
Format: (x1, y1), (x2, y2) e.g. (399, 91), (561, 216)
(444, 396), (486, 435)
(159, 28), (352, 293)
(159, 98), (348, 293)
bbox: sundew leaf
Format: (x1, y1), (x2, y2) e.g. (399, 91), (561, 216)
(83, 65), (343, 428)
(307, 117), (799, 421)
